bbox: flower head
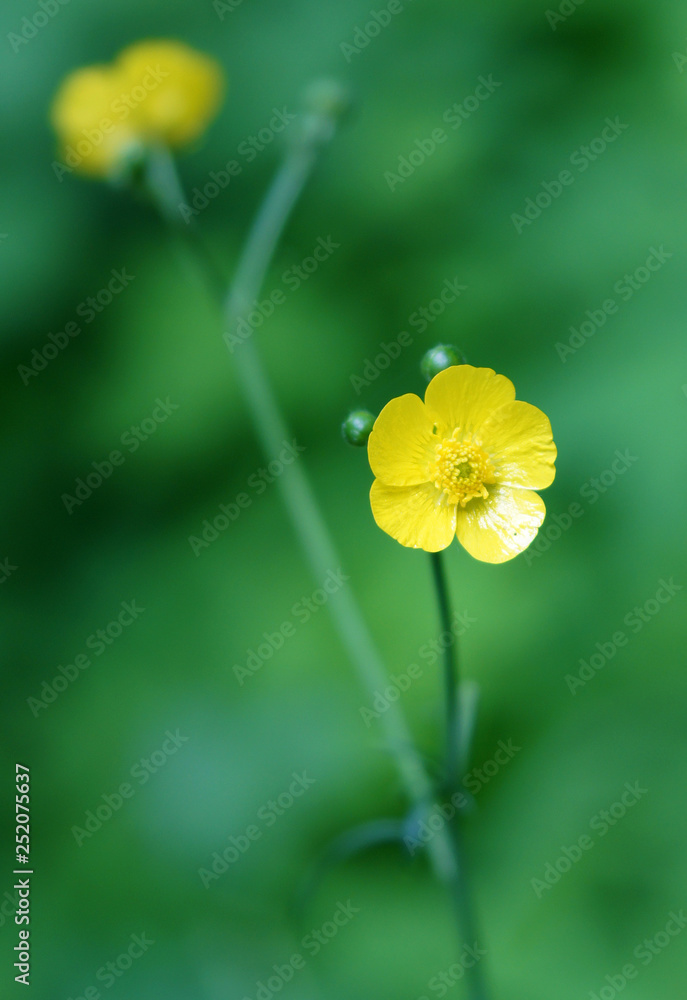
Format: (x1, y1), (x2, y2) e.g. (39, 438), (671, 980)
(367, 365), (556, 562)
(51, 40), (224, 178)
(117, 41), (224, 146)
(50, 64), (140, 177)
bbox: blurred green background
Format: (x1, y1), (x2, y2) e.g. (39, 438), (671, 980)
(2, 0), (686, 997)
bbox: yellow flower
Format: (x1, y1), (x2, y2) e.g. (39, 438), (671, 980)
(50, 64), (140, 177)
(367, 365), (557, 562)
(117, 40), (224, 147)
(50, 40), (224, 178)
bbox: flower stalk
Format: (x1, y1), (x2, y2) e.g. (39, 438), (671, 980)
(430, 551), (490, 1000)
(430, 551), (461, 792)
(145, 96), (489, 995)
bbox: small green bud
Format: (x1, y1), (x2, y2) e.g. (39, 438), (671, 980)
(302, 78), (352, 122)
(420, 344), (465, 382)
(342, 409), (375, 447)
(298, 79), (353, 150)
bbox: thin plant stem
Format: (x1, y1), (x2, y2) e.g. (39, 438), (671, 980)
(141, 145), (227, 297)
(144, 114), (489, 982)
(215, 122), (455, 870)
(447, 823), (490, 1000)
(430, 550), (490, 1000)
(430, 551), (461, 789)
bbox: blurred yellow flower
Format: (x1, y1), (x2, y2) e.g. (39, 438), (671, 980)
(51, 64), (138, 177)
(367, 365), (556, 562)
(51, 40), (224, 178)
(117, 41), (224, 147)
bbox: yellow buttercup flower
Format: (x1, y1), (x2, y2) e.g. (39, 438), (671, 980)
(117, 41), (224, 147)
(367, 365), (556, 562)
(51, 40), (224, 178)
(50, 64), (141, 177)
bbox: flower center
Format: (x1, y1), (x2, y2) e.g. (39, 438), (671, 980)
(433, 431), (495, 507)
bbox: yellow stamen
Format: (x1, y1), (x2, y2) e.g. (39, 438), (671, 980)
(433, 430), (495, 507)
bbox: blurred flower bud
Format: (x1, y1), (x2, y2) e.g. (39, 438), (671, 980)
(298, 79), (353, 150)
(420, 344), (465, 382)
(302, 78), (352, 122)
(50, 40), (225, 180)
(342, 409), (375, 447)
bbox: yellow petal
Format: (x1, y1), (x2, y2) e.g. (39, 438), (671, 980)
(481, 401), (557, 489)
(424, 365), (515, 435)
(50, 66), (138, 177)
(117, 40), (224, 146)
(370, 480), (456, 551)
(368, 394), (436, 486)
(455, 485), (545, 563)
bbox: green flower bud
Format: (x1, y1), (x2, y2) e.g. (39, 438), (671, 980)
(420, 344), (465, 382)
(298, 79), (353, 151)
(302, 78), (352, 122)
(341, 409), (375, 447)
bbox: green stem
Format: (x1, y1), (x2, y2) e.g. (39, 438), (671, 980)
(447, 824), (490, 1000)
(430, 551), (461, 789)
(430, 551), (490, 1000)
(145, 115), (486, 973)
(142, 145), (227, 297)
(220, 126), (439, 832)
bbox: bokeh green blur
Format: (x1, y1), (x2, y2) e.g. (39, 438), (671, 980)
(2, 0), (686, 997)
